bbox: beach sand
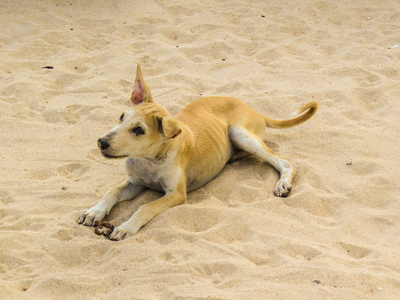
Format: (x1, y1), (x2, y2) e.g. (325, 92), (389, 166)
(1, 0), (400, 298)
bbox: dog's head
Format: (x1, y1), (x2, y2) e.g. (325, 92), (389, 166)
(97, 65), (182, 159)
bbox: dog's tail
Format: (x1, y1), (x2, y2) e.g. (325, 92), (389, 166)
(262, 101), (318, 129)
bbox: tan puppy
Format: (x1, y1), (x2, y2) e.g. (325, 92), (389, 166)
(78, 65), (318, 240)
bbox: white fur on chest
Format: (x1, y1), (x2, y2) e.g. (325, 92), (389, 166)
(125, 157), (181, 193)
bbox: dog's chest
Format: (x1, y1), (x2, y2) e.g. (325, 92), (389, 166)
(125, 158), (171, 192)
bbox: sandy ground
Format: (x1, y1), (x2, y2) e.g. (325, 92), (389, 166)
(1, 0), (400, 299)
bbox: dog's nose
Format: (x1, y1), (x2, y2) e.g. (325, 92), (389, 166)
(97, 138), (110, 150)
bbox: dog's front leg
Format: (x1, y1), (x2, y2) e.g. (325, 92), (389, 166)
(78, 180), (145, 226)
(109, 182), (186, 241)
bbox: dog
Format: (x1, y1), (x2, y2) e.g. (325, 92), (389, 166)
(78, 65), (318, 240)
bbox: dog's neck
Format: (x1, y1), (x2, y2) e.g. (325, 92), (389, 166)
(154, 141), (175, 162)
(138, 138), (179, 166)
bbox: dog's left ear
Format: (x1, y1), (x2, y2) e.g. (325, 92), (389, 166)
(157, 116), (182, 139)
(131, 64), (154, 105)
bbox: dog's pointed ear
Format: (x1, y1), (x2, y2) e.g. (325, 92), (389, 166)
(156, 116), (182, 139)
(131, 64), (154, 105)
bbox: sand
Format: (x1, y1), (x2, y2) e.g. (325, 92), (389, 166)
(1, 0), (400, 298)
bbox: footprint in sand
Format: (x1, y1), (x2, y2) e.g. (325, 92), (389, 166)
(0, 190), (15, 204)
(25, 167), (56, 181)
(171, 207), (221, 233)
(159, 250), (193, 264)
(56, 162), (90, 180)
(279, 243), (322, 261)
(193, 262), (238, 285)
(339, 243), (371, 259)
(42, 105), (100, 124)
(51, 229), (74, 241)
(0, 254), (27, 274)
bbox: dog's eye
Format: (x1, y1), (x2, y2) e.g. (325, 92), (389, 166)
(119, 113), (125, 123)
(133, 126), (145, 136)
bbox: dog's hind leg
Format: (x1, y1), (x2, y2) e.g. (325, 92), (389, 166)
(228, 126), (296, 197)
(227, 150), (250, 164)
(78, 180), (145, 226)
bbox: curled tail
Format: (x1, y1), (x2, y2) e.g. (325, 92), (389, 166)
(263, 101), (318, 129)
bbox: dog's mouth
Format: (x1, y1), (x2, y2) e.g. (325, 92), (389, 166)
(100, 152), (128, 159)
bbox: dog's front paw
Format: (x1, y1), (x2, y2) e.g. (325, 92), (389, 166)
(78, 206), (107, 227)
(274, 179), (292, 197)
(108, 223), (139, 241)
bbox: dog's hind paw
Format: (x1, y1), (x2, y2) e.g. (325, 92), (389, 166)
(274, 179), (292, 197)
